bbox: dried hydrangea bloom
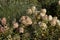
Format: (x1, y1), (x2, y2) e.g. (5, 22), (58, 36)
(20, 16), (32, 26)
(58, 0), (60, 5)
(39, 22), (47, 30)
(50, 17), (57, 26)
(56, 19), (60, 26)
(13, 22), (19, 28)
(19, 27), (24, 33)
(42, 15), (48, 21)
(1, 17), (7, 25)
(48, 15), (53, 21)
(40, 9), (47, 14)
(27, 8), (32, 14)
(40, 13), (46, 17)
(31, 6), (36, 13)
(0, 25), (5, 33)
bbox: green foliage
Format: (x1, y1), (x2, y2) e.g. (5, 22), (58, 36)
(0, 0), (60, 40)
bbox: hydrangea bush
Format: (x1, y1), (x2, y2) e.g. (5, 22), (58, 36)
(0, 0), (60, 40)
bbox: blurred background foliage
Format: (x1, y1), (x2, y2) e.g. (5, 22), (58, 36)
(0, 0), (60, 19)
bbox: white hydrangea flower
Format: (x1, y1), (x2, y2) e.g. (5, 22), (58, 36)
(42, 15), (48, 21)
(40, 13), (46, 17)
(20, 16), (32, 26)
(38, 21), (41, 25)
(13, 22), (19, 28)
(48, 15), (53, 21)
(19, 27), (24, 33)
(40, 9), (47, 13)
(27, 8), (32, 14)
(39, 22), (47, 30)
(58, 0), (60, 5)
(56, 19), (60, 26)
(31, 6), (36, 13)
(50, 17), (57, 26)
(54, 16), (57, 19)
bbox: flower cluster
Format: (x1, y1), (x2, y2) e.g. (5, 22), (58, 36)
(26, 6), (60, 27)
(0, 6), (60, 40)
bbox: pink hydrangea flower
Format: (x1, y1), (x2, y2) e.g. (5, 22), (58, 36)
(1, 17), (7, 25)
(20, 16), (32, 26)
